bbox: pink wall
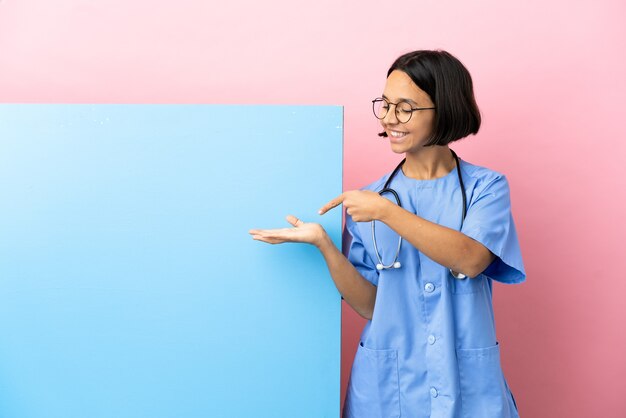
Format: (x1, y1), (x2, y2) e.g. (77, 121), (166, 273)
(2, 1), (625, 416)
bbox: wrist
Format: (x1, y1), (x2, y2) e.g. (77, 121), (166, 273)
(314, 230), (333, 251)
(377, 197), (395, 222)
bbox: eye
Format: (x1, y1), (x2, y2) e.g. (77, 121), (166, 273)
(398, 103), (413, 114)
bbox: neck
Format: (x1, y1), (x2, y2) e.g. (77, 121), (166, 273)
(402, 146), (455, 180)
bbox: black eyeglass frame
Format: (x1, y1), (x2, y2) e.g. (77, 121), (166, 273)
(372, 97), (436, 123)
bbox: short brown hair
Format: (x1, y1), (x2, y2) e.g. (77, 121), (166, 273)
(379, 50), (481, 146)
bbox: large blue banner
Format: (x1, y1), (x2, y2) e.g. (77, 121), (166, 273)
(0, 105), (342, 418)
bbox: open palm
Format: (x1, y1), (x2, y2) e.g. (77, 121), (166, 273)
(249, 215), (326, 246)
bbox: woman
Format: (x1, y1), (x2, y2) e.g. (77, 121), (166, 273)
(249, 50), (525, 418)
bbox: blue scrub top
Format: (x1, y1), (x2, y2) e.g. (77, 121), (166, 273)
(343, 159), (525, 418)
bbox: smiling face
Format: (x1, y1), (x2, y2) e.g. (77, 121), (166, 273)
(380, 70), (436, 155)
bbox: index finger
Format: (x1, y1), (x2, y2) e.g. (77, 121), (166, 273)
(318, 193), (345, 215)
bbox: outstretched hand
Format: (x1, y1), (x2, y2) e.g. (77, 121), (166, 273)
(250, 190), (390, 246)
(249, 215), (327, 247)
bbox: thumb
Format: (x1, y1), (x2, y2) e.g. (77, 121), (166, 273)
(286, 215), (304, 227)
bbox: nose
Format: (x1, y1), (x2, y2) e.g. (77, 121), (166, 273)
(382, 104), (399, 125)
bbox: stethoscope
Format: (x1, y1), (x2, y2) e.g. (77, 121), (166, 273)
(371, 149), (468, 279)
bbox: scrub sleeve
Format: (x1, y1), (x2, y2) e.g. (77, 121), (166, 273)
(461, 174), (525, 284)
(343, 217), (379, 287)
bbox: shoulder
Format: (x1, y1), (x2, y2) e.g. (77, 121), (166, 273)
(459, 159), (509, 193)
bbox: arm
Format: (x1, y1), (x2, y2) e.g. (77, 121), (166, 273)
(379, 200), (495, 278)
(320, 191), (495, 278)
(316, 233), (377, 320)
(249, 216), (377, 320)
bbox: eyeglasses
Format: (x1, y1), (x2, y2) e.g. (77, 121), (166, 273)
(372, 97), (436, 123)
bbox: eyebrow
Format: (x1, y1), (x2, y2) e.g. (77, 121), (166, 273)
(382, 94), (418, 106)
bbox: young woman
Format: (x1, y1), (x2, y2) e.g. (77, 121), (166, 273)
(249, 50), (525, 418)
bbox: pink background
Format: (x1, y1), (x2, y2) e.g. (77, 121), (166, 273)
(1, 1), (625, 416)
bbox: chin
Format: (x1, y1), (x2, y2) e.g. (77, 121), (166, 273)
(389, 143), (409, 154)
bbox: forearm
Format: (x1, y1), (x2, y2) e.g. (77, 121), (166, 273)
(316, 234), (377, 320)
(379, 202), (494, 278)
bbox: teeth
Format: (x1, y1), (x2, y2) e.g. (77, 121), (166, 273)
(390, 131), (407, 138)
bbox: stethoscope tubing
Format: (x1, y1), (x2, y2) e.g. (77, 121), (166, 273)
(371, 150), (468, 278)
(372, 187), (403, 270)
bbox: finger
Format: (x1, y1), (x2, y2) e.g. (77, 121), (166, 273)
(249, 229), (279, 236)
(251, 227), (291, 235)
(286, 215), (304, 227)
(249, 228), (282, 238)
(250, 234), (283, 244)
(318, 194), (344, 215)
(250, 229), (289, 243)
